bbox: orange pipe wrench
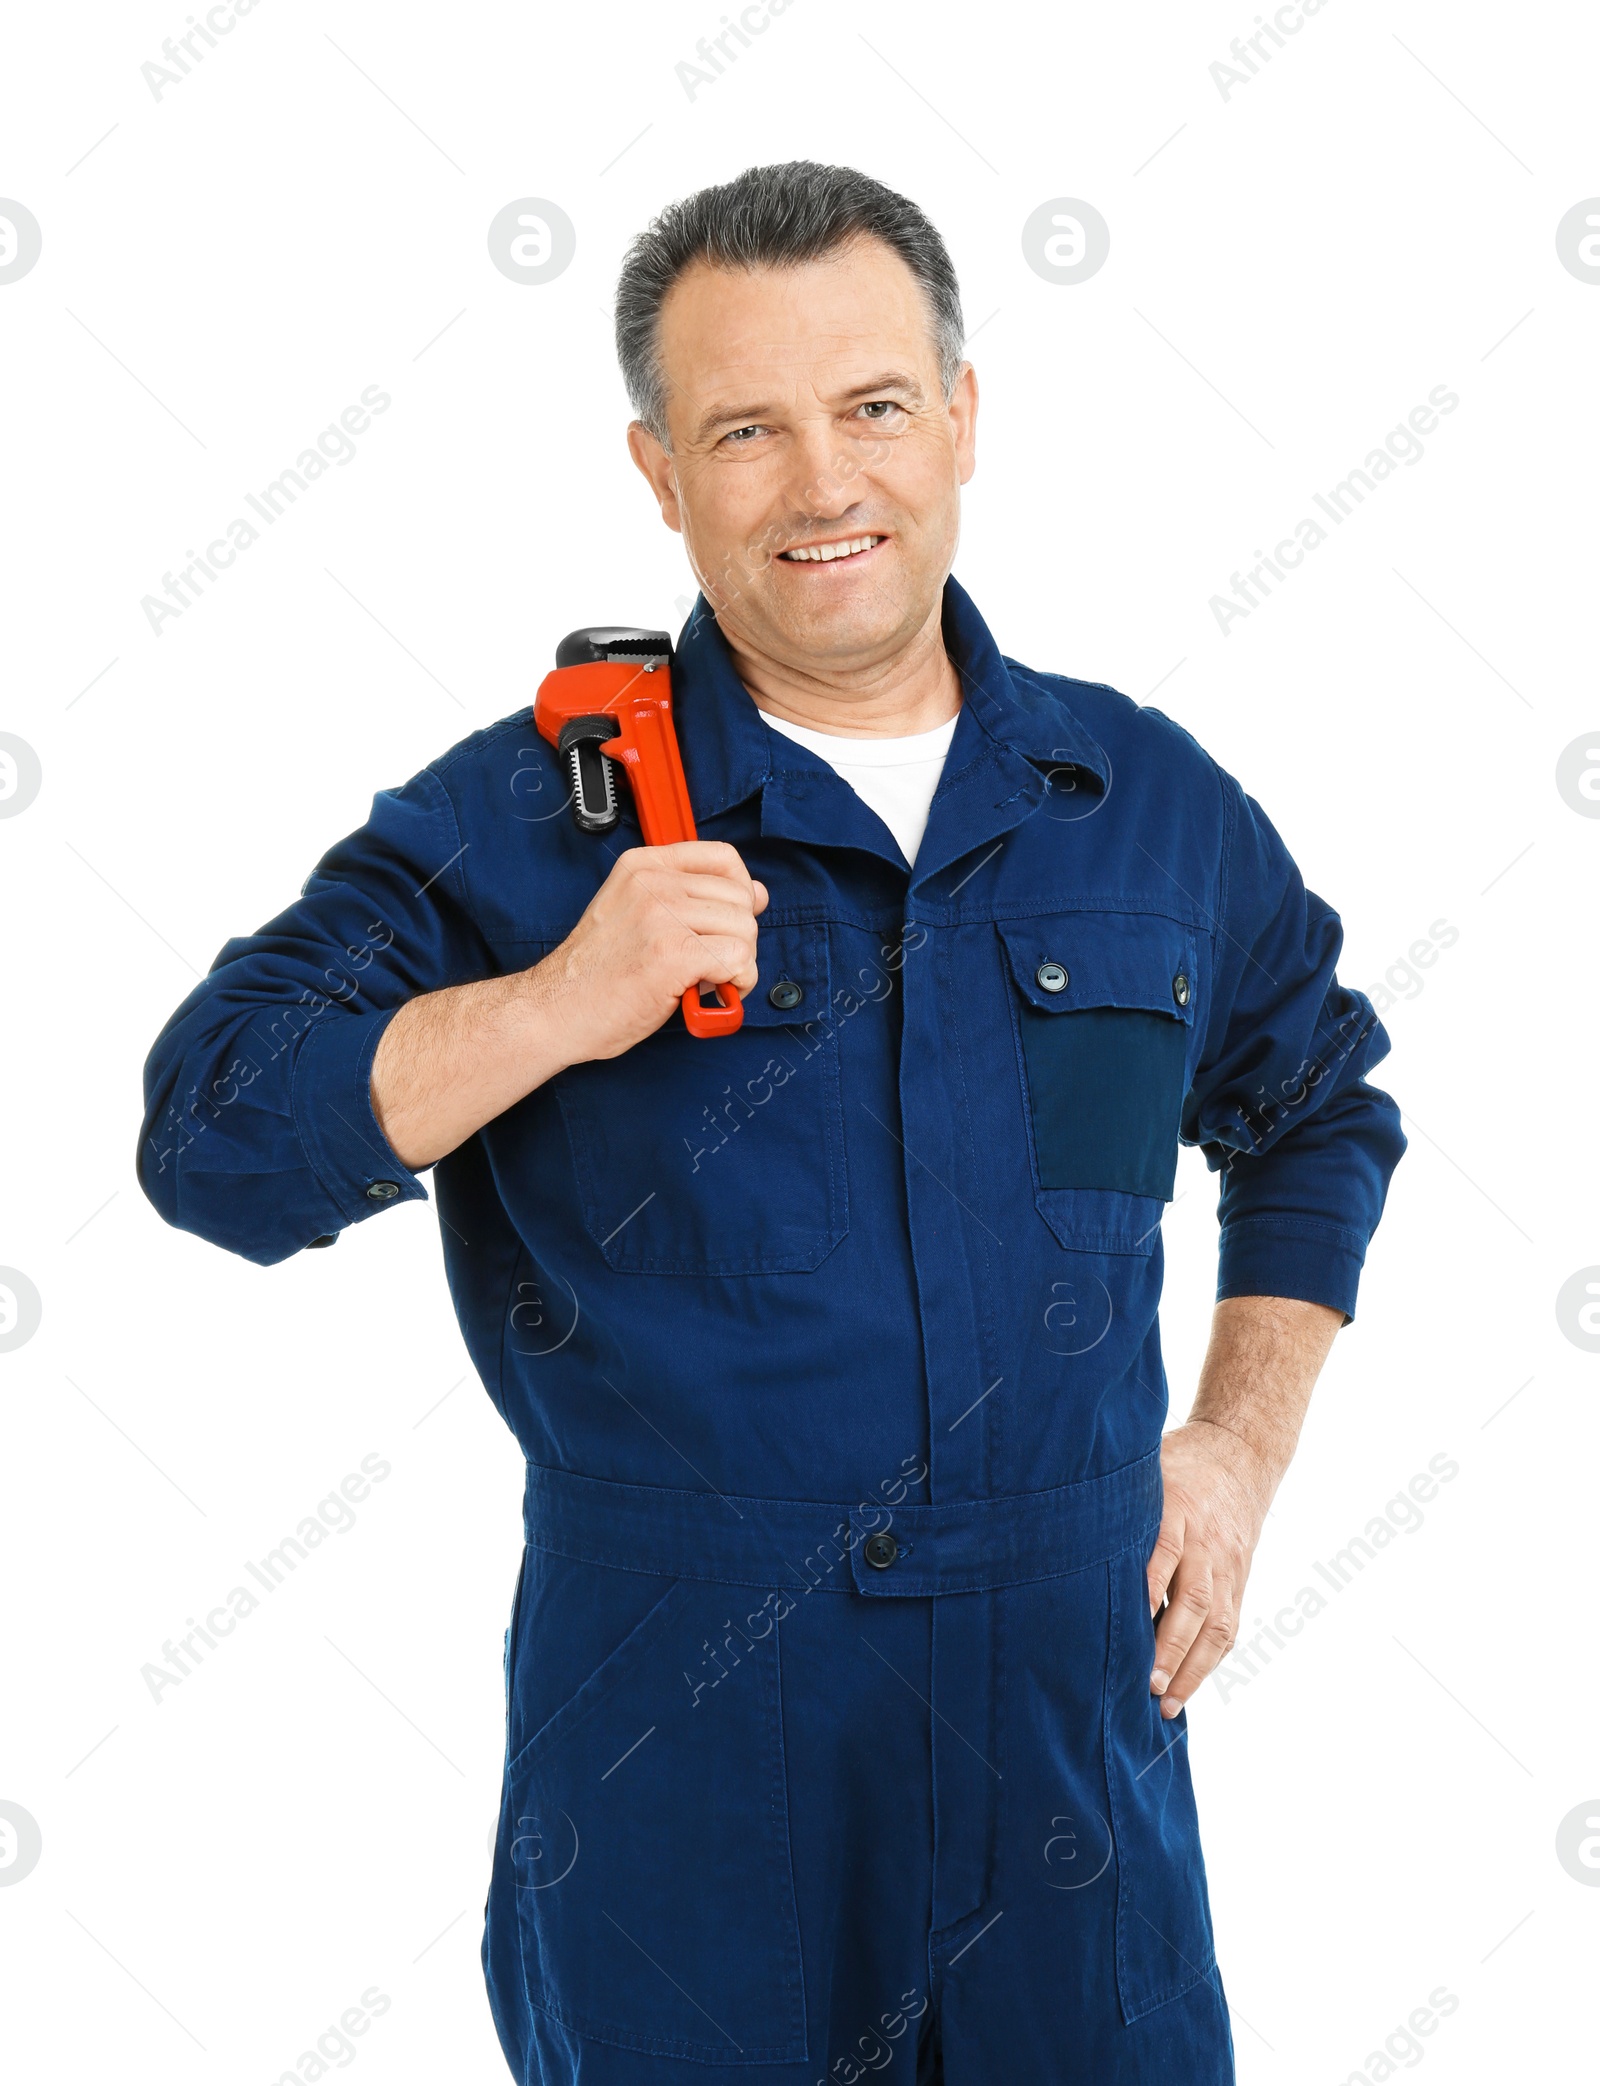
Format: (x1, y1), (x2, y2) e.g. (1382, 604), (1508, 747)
(533, 628), (743, 1038)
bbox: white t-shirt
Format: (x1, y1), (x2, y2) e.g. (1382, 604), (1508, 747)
(759, 710), (960, 868)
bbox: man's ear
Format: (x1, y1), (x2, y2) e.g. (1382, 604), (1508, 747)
(627, 421), (683, 535)
(950, 362), (979, 487)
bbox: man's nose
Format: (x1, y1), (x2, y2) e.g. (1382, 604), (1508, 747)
(782, 415), (870, 522)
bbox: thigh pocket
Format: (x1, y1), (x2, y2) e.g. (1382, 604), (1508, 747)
(552, 919), (847, 1274)
(998, 914), (1197, 1255)
(1101, 1540), (1217, 2024)
(509, 1575), (807, 2063)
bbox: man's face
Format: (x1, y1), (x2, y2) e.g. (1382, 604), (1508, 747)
(628, 235), (977, 677)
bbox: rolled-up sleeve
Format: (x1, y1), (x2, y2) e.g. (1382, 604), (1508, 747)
(138, 763), (489, 1265)
(1181, 767), (1406, 1321)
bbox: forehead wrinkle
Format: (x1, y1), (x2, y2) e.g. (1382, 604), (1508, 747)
(662, 277), (938, 435)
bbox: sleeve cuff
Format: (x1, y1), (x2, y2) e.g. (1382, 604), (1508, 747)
(1215, 1216), (1367, 1322)
(291, 1004), (429, 1229)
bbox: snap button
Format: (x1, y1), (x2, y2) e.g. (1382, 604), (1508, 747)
(767, 977), (804, 1011)
(1172, 972), (1191, 1008)
(862, 1531), (899, 1570)
(365, 1180), (401, 1202)
(1035, 961), (1069, 994)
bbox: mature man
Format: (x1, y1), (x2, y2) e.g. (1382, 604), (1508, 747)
(140, 163), (1404, 2084)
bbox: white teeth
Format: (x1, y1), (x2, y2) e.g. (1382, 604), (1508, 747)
(782, 535), (881, 562)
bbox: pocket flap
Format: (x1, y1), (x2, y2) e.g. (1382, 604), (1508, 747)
(997, 914), (1196, 1023)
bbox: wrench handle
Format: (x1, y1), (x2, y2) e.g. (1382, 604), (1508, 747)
(600, 684), (745, 1040)
(682, 980), (745, 1036)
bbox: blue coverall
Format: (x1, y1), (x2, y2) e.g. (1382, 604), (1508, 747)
(139, 578), (1405, 2084)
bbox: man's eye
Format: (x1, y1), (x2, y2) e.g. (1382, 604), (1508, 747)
(724, 424), (765, 444)
(858, 401), (903, 421)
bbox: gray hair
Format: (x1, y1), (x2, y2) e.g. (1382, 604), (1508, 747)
(615, 161), (966, 447)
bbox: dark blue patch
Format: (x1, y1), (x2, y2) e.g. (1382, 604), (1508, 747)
(1019, 1005), (1186, 1198)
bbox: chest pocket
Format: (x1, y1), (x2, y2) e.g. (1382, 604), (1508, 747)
(998, 914), (1197, 1255)
(552, 921), (847, 1275)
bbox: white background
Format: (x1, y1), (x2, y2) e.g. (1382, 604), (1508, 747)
(2, 0), (1595, 2079)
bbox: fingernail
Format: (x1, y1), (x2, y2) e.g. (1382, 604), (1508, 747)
(1161, 1699), (1181, 1719)
(1150, 1669), (1169, 1695)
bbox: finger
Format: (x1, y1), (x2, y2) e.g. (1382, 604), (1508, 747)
(633, 841), (759, 890)
(686, 933), (760, 993)
(750, 878), (769, 915)
(1161, 1582), (1238, 1714)
(659, 892), (767, 942)
(639, 873), (766, 915)
(1146, 1514), (1185, 1617)
(1150, 1557), (1213, 1703)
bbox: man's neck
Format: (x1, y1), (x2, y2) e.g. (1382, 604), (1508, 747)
(721, 600), (962, 740)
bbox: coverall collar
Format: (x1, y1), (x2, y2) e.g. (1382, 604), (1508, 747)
(671, 575), (1110, 883)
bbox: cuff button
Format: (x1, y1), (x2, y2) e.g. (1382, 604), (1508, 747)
(365, 1180), (401, 1202)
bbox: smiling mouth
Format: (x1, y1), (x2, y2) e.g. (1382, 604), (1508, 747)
(777, 534), (887, 564)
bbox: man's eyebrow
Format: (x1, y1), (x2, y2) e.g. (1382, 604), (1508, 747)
(692, 399), (774, 444)
(691, 370), (926, 444)
(835, 370), (924, 404)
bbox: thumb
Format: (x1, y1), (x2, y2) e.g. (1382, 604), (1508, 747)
(1146, 1513), (1184, 1618)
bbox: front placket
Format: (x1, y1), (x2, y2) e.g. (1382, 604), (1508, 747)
(895, 735), (1053, 1936)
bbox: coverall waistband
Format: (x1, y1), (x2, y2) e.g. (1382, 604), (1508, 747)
(521, 1451), (1162, 1597)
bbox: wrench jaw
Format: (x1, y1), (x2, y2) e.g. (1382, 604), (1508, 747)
(542, 629), (675, 837)
(555, 715), (623, 834)
(553, 626), (673, 671)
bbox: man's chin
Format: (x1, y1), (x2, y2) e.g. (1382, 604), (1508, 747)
(733, 588), (932, 675)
